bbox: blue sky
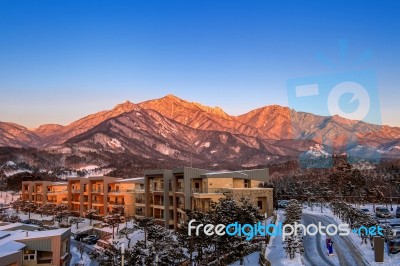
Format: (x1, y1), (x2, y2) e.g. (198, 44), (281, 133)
(0, 0), (399, 128)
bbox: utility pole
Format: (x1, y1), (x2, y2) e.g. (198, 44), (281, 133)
(121, 243), (125, 266)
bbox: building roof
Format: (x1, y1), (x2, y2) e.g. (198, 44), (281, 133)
(0, 240), (26, 252)
(0, 223), (38, 232)
(115, 177), (144, 183)
(50, 182), (68, 185)
(0, 223), (70, 256)
(201, 169), (269, 181)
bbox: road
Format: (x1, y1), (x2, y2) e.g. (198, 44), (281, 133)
(69, 238), (99, 266)
(302, 213), (367, 266)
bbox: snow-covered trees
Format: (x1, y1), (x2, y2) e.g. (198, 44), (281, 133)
(103, 214), (121, 239)
(52, 204), (70, 226)
(11, 199), (24, 214)
(14, 201), (37, 220)
(283, 199), (304, 260)
(133, 216), (154, 248)
(89, 241), (123, 266)
(84, 209), (98, 226)
(91, 219), (187, 266)
(118, 226), (138, 248)
(331, 201), (378, 246)
(91, 196), (262, 265)
(69, 217), (85, 229)
(177, 196), (263, 265)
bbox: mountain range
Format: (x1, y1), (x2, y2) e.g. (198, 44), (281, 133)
(1, 94), (400, 172)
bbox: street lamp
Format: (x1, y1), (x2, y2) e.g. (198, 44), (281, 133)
(121, 243), (125, 266)
(264, 212), (268, 242)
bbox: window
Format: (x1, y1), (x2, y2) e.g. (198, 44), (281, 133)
(23, 250), (35, 260)
(257, 200), (263, 209)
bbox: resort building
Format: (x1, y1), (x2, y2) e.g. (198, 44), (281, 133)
(21, 168), (272, 230)
(21, 181), (68, 206)
(0, 222), (70, 266)
(144, 167), (273, 230)
(67, 176), (144, 217)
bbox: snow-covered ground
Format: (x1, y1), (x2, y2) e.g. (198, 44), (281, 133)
(229, 252), (260, 266)
(266, 211), (304, 266)
(303, 203), (400, 266)
(0, 191), (146, 266)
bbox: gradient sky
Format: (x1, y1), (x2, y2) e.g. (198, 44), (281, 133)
(0, 0), (399, 128)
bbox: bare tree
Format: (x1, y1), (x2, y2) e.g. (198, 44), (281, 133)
(118, 226), (138, 248)
(103, 214), (120, 239)
(134, 216), (155, 248)
(84, 209), (98, 226)
(69, 217), (85, 229)
(21, 201), (37, 220)
(11, 199), (24, 214)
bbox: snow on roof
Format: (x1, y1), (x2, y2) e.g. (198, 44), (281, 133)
(51, 182), (68, 185)
(13, 228), (69, 239)
(0, 223), (38, 231)
(0, 227), (70, 248)
(0, 250), (22, 258)
(203, 170), (248, 176)
(0, 240), (26, 252)
(115, 177), (144, 183)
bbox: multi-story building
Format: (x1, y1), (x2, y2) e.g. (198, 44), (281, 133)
(0, 223), (70, 266)
(21, 181), (68, 206)
(144, 167), (273, 230)
(67, 176), (144, 217)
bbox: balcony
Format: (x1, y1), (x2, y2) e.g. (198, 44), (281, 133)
(47, 190), (68, 194)
(91, 189), (103, 193)
(108, 189), (135, 193)
(135, 211), (145, 216)
(135, 188), (145, 193)
(151, 187), (164, 192)
(47, 200), (57, 203)
(175, 187), (184, 193)
(177, 203), (184, 209)
(153, 201), (164, 206)
(71, 189), (81, 193)
(135, 198), (145, 204)
(192, 188), (231, 194)
(109, 201), (125, 205)
(154, 214), (164, 220)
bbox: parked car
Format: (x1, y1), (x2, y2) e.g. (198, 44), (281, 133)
(360, 208), (372, 216)
(74, 233), (89, 241)
(100, 222), (109, 228)
(396, 207), (400, 218)
(21, 219), (32, 224)
(389, 238), (400, 254)
(391, 227), (400, 239)
(376, 207), (392, 218)
(278, 200), (288, 209)
(82, 235), (100, 245)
